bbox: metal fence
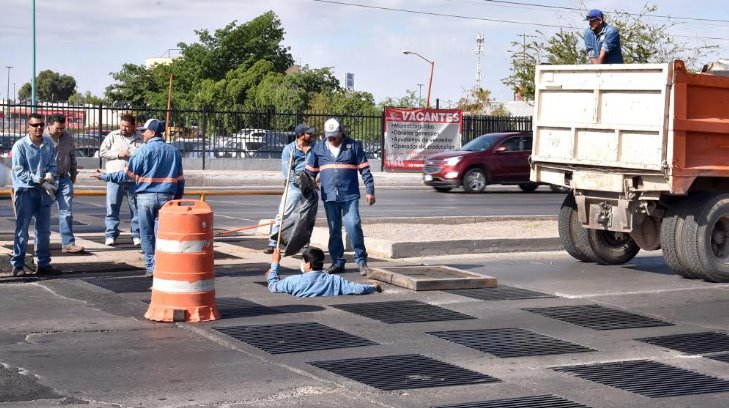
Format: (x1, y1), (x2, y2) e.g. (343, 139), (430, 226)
(0, 102), (531, 169)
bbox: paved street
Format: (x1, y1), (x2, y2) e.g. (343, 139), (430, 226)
(2, 191), (729, 407)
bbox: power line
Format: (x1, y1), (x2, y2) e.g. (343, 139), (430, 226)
(310, 0), (729, 42)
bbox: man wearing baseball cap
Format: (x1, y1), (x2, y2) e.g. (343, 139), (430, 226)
(93, 118), (184, 277)
(583, 9), (623, 64)
(264, 123), (317, 254)
(305, 118), (375, 276)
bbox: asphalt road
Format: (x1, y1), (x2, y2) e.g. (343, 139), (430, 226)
(57, 185), (566, 233)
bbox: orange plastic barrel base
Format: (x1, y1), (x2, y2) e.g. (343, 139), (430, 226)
(144, 305), (220, 322)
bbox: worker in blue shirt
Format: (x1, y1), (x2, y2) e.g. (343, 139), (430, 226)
(267, 247), (381, 297)
(583, 9), (624, 64)
(93, 119), (184, 277)
(10, 113), (60, 277)
(264, 123), (316, 254)
(305, 118), (375, 276)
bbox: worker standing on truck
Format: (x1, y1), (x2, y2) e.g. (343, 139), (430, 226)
(583, 9), (624, 64)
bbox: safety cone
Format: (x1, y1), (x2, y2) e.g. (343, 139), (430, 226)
(145, 200), (220, 322)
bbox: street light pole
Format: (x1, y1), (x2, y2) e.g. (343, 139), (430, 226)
(5, 66), (12, 103)
(403, 50), (435, 109)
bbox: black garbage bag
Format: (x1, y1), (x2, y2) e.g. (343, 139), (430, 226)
(272, 172), (319, 256)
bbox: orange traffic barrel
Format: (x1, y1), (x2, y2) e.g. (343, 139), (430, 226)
(145, 200), (220, 322)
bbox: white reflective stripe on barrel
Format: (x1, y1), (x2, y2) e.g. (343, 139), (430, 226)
(156, 238), (210, 253)
(152, 278), (215, 293)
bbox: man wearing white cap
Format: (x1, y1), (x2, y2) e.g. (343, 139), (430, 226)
(93, 119), (184, 277)
(305, 118), (375, 276)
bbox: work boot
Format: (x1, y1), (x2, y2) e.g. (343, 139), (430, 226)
(133, 237), (142, 246)
(358, 264), (371, 276)
(145, 270), (154, 278)
(263, 246), (275, 254)
(105, 237), (116, 246)
(326, 264), (345, 274)
(62, 244), (85, 253)
(11, 267), (26, 277)
(36, 265), (61, 276)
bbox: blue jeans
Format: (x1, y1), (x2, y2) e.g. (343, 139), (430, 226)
(55, 176), (75, 246)
(268, 184), (302, 247)
(12, 188), (52, 268)
(136, 192), (173, 273)
(323, 198), (367, 267)
(105, 182), (139, 239)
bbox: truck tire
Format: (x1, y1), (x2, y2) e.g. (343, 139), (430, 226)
(558, 193), (598, 262)
(518, 183), (539, 192)
(463, 168), (487, 193)
(681, 193), (729, 282)
(660, 197), (702, 278)
(587, 229), (640, 265)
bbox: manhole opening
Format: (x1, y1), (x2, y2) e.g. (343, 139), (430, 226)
(214, 322), (376, 354)
(553, 359), (729, 398)
(429, 328), (594, 358)
(523, 305), (673, 330)
(332, 300), (475, 324)
(310, 354), (499, 390)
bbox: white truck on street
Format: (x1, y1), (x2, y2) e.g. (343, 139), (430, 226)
(530, 60), (729, 282)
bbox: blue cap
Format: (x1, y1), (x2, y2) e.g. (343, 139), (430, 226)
(293, 123), (316, 136)
(585, 9), (604, 21)
(138, 119), (166, 135)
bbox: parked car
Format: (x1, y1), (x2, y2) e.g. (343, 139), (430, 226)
(423, 131), (568, 193)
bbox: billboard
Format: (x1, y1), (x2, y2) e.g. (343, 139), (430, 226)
(345, 73), (355, 90)
(383, 107), (462, 171)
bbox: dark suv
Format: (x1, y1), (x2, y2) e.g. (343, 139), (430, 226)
(423, 131), (557, 193)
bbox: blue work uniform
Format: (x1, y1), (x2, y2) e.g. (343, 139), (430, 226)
(267, 263), (376, 297)
(584, 23), (624, 64)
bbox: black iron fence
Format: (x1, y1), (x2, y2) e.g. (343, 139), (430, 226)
(0, 102), (531, 169)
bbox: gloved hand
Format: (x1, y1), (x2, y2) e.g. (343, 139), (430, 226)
(41, 180), (57, 198)
(43, 172), (55, 184)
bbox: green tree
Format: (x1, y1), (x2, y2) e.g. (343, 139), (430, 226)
(456, 88), (494, 115)
(18, 70), (77, 103)
(502, 4), (717, 100)
(377, 90), (421, 108)
(68, 91), (104, 105)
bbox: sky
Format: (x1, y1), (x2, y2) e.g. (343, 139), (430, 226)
(2, 0), (729, 107)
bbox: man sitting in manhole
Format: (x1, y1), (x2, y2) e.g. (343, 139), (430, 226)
(267, 247), (381, 297)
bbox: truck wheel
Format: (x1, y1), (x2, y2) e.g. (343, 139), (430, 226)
(558, 193), (598, 262)
(682, 193), (729, 282)
(660, 198), (702, 278)
(587, 229), (640, 265)
(518, 183), (539, 192)
(463, 168), (487, 193)
(433, 187), (452, 193)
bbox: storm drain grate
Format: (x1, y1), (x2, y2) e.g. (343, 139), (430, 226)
(708, 354), (729, 364)
(215, 297), (285, 319)
(445, 285), (555, 301)
(523, 305), (673, 330)
(435, 394), (592, 408)
(636, 332), (729, 355)
(428, 328), (595, 358)
(310, 354), (499, 390)
(214, 322), (376, 354)
(332, 300), (474, 324)
(553, 359), (729, 398)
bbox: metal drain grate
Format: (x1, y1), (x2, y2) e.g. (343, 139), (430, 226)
(215, 297), (284, 318)
(435, 395), (592, 408)
(428, 328), (595, 358)
(310, 354), (499, 390)
(332, 300), (475, 324)
(445, 285), (555, 301)
(636, 332), (729, 355)
(523, 305), (673, 330)
(214, 322), (376, 354)
(708, 354), (729, 364)
(553, 359), (729, 398)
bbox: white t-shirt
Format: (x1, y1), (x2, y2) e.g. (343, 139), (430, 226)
(326, 140), (341, 158)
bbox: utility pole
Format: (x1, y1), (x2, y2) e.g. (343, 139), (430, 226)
(517, 33), (537, 64)
(5, 66), (12, 103)
(473, 33), (484, 90)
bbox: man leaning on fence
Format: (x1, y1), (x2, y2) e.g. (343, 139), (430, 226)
(45, 114), (84, 254)
(99, 114), (143, 246)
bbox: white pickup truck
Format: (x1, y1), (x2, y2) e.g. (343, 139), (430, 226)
(531, 60), (729, 282)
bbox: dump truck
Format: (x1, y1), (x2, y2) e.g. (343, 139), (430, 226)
(530, 60), (729, 282)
